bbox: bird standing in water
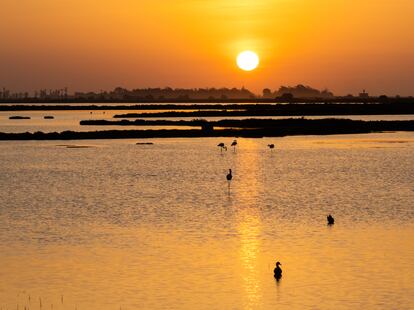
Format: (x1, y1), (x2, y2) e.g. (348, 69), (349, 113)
(231, 140), (238, 153)
(226, 169), (232, 181)
(226, 169), (232, 191)
(218, 143), (227, 154)
(268, 144), (275, 151)
(274, 261), (282, 280)
(327, 214), (335, 225)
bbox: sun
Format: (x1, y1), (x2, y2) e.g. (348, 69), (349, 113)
(237, 51), (259, 71)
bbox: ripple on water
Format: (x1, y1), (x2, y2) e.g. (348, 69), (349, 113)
(0, 134), (414, 309)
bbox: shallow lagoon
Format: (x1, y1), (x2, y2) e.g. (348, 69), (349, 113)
(1, 110), (414, 133)
(0, 133), (414, 309)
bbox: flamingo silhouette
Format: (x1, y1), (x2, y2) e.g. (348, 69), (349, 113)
(268, 144), (275, 151)
(218, 143), (227, 154)
(231, 140), (238, 153)
(226, 169), (233, 191)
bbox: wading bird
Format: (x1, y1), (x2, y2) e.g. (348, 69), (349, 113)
(327, 214), (335, 225)
(268, 144), (275, 150)
(231, 140), (238, 152)
(218, 143), (227, 153)
(274, 261), (282, 280)
(226, 169), (233, 190)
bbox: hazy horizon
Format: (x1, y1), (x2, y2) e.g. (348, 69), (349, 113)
(1, 1), (414, 96)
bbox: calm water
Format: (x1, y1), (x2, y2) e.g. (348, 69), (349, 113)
(1, 110), (414, 133)
(0, 110), (199, 133)
(1, 133), (414, 309)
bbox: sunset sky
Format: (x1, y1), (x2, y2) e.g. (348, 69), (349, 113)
(1, 0), (413, 95)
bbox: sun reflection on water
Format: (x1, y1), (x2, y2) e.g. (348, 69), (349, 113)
(1, 135), (414, 308)
(238, 210), (262, 309)
(234, 139), (264, 309)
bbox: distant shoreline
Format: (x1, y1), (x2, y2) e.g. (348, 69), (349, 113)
(2, 119), (414, 140)
(0, 96), (413, 106)
(2, 102), (414, 116)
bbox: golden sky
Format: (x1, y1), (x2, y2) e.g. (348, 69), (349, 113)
(1, 0), (413, 95)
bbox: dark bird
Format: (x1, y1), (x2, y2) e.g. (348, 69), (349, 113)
(274, 261), (282, 280)
(231, 140), (238, 152)
(327, 214), (335, 225)
(226, 169), (233, 181)
(226, 169), (233, 192)
(218, 142), (227, 153)
(268, 144), (275, 150)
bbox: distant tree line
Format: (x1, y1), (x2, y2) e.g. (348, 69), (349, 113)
(263, 84), (334, 99)
(2, 85), (335, 101)
(75, 87), (256, 100)
(2, 84), (412, 103)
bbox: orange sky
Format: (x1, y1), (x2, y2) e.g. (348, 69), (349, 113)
(1, 0), (413, 95)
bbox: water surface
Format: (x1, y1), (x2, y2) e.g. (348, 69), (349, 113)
(0, 133), (413, 309)
(1, 110), (414, 133)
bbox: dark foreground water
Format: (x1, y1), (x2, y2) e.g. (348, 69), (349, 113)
(0, 133), (414, 309)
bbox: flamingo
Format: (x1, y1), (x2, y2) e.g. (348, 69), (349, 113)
(217, 143), (227, 154)
(268, 144), (275, 150)
(231, 140), (238, 153)
(274, 262), (282, 280)
(327, 214), (335, 225)
(226, 169), (232, 191)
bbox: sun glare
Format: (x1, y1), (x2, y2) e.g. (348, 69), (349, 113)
(237, 51), (259, 71)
